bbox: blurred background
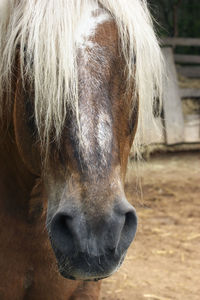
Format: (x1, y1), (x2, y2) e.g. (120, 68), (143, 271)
(102, 1), (200, 299)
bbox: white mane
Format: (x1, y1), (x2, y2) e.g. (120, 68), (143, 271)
(0, 0), (163, 153)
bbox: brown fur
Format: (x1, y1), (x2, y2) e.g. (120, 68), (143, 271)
(0, 19), (138, 300)
(0, 130), (101, 299)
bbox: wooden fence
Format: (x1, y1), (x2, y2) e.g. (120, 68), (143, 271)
(163, 38), (200, 78)
(144, 38), (200, 147)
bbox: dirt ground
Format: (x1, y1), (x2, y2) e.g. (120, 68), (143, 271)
(101, 151), (200, 300)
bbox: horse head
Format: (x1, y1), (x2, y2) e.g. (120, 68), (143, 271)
(0, 0), (163, 282)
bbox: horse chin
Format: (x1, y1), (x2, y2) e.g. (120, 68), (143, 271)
(58, 270), (109, 282)
(53, 246), (127, 281)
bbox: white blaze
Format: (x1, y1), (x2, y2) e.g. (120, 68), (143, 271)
(76, 3), (113, 169)
(76, 2), (111, 49)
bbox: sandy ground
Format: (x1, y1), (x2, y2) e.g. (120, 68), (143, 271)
(101, 151), (200, 300)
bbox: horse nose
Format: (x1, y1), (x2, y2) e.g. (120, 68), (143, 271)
(50, 200), (137, 258)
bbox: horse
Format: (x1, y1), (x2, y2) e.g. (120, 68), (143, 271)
(0, 0), (163, 299)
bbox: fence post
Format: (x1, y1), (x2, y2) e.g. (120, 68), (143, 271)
(162, 47), (185, 144)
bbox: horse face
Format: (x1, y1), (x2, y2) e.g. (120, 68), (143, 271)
(46, 20), (138, 281)
(14, 18), (138, 281)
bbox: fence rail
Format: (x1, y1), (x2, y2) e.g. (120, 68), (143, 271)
(180, 88), (200, 98)
(177, 66), (200, 78)
(163, 37), (200, 47)
(174, 54), (200, 64)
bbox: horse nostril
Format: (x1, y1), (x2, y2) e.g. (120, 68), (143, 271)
(120, 208), (137, 250)
(112, 200), (137, 254)
(50, 213), (75, 255)
(125, 210), (137, 230)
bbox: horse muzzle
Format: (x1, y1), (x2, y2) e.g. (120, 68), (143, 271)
(49, 199), (137, 280)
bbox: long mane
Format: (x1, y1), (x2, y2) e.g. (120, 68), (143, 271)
(0, 0), (163, 153)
